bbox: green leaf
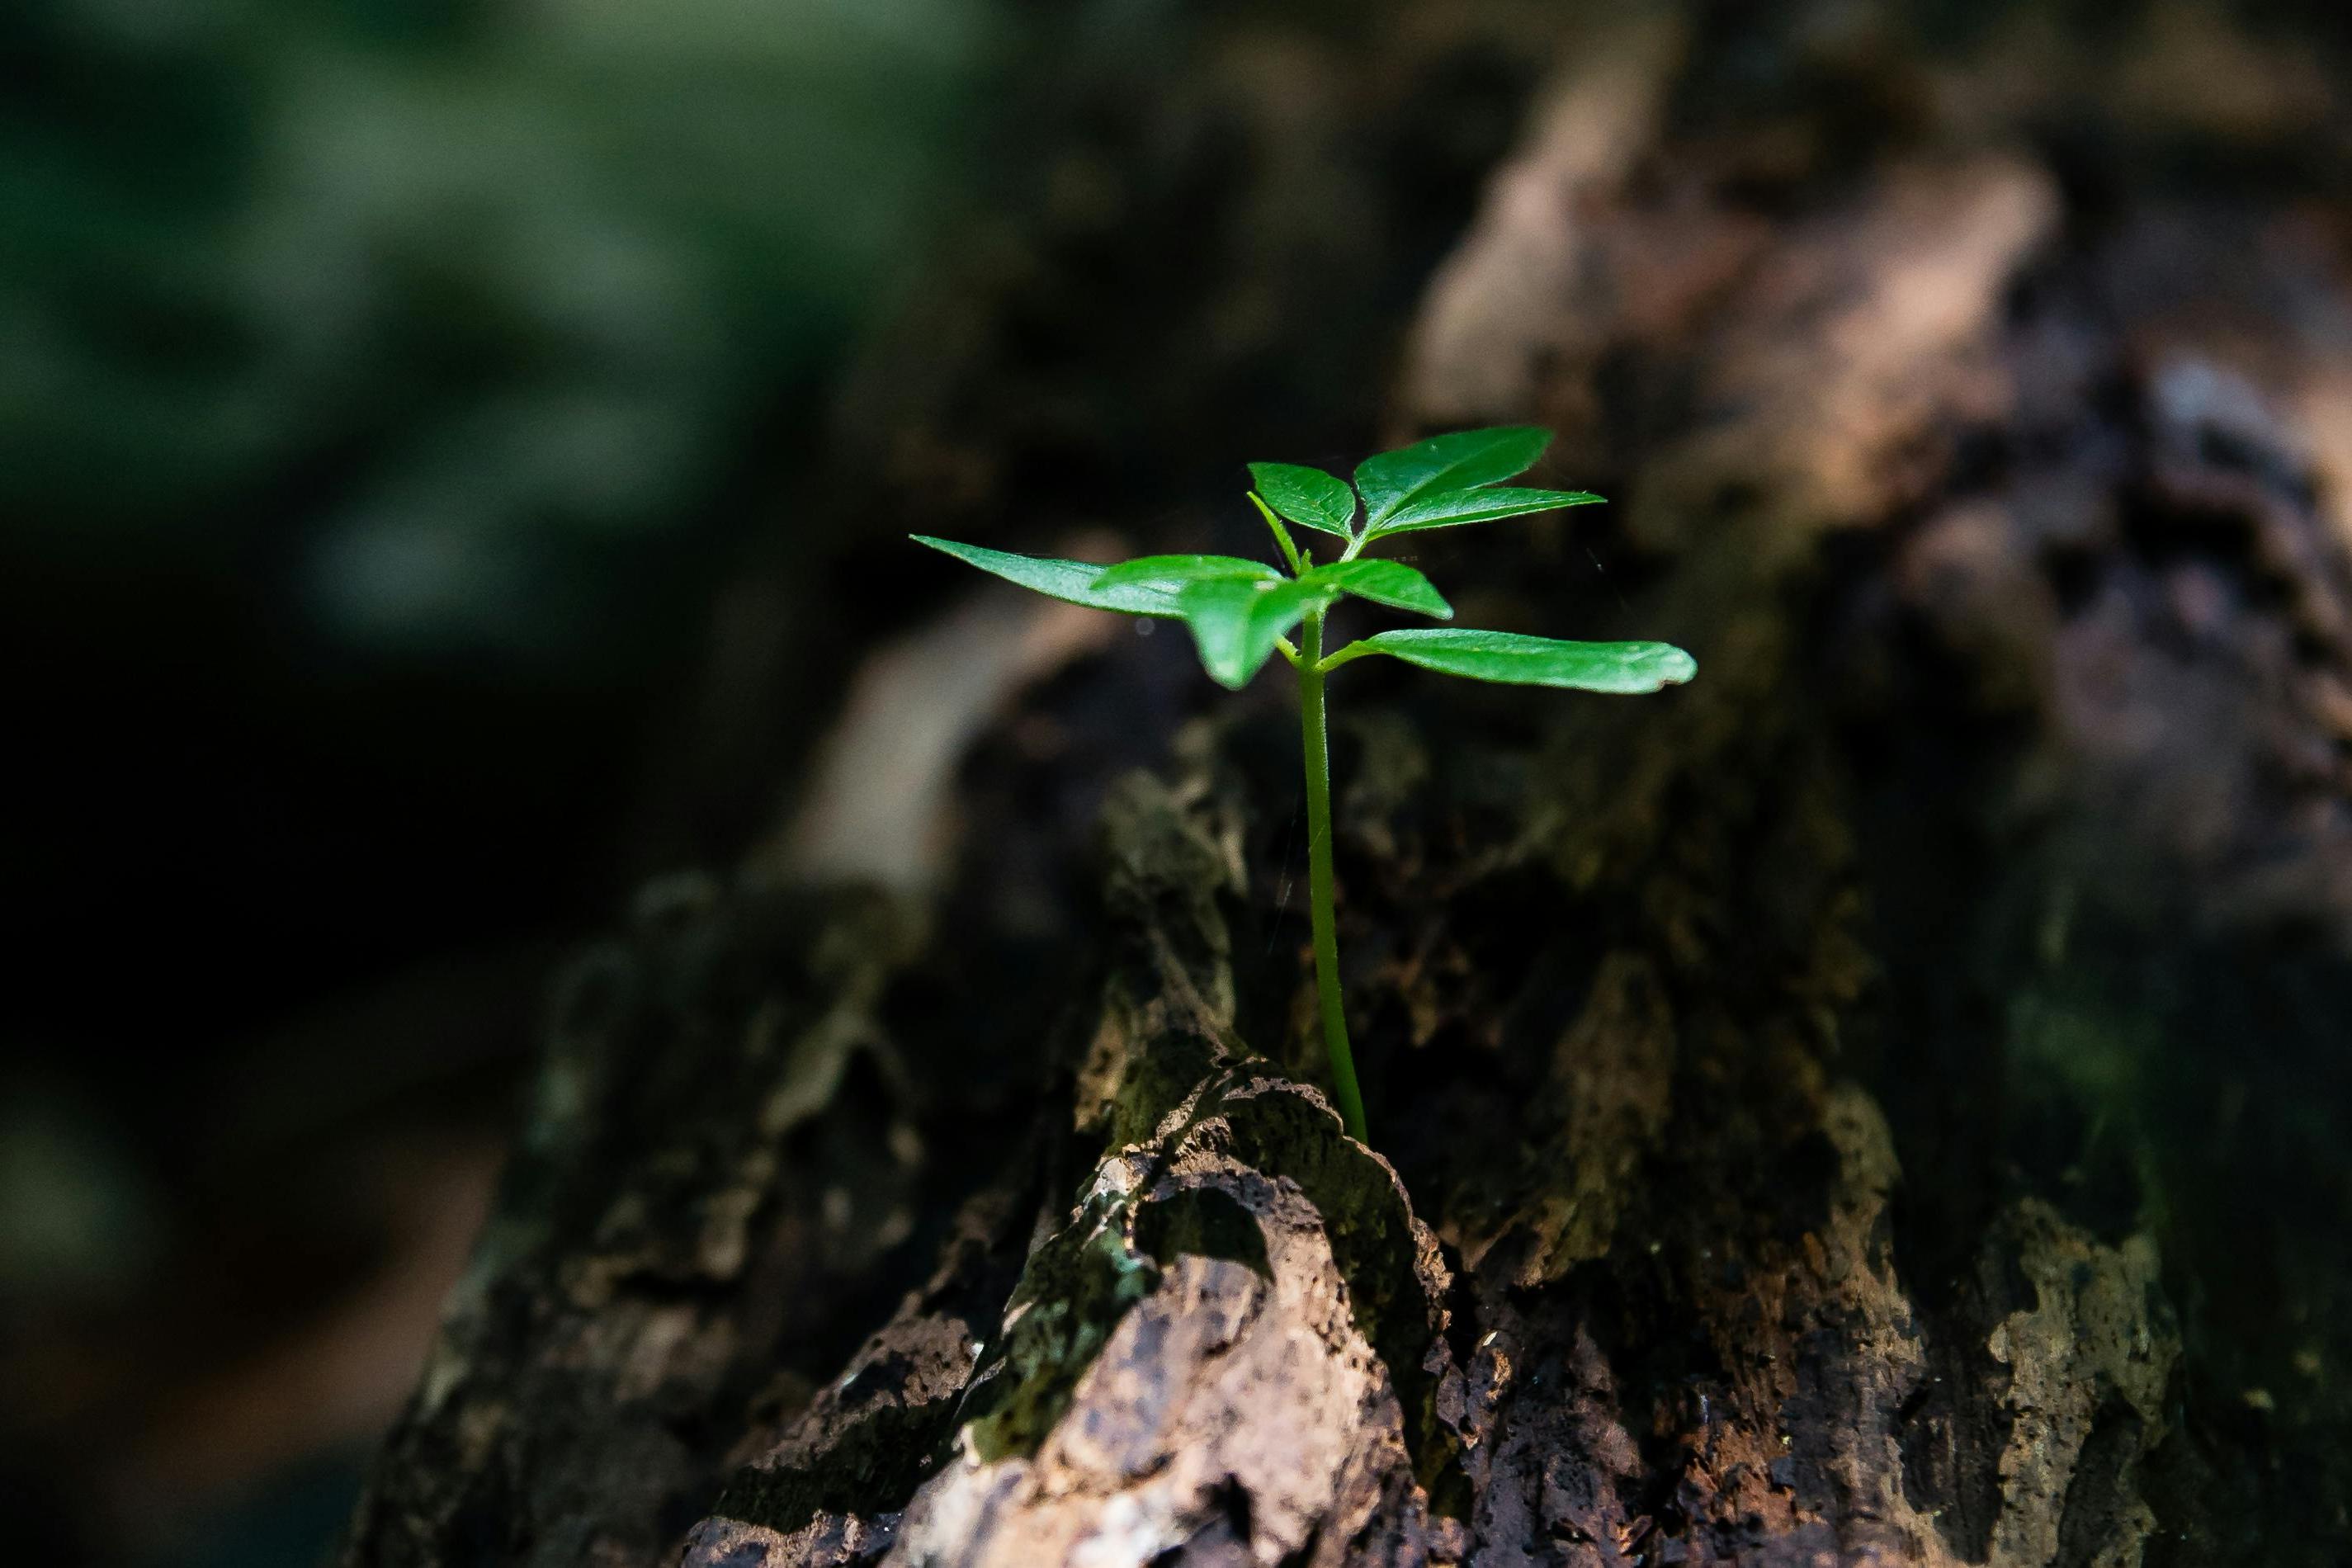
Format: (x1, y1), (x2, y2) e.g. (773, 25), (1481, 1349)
(1299, 560), (1452, 618)
(911, 536), (1184, 616)
(1249, 462), (1356, 538)
(1093, 555), (1282, 592)
(1370, 486), (1602, 537)
(1352, 426), (1552, 530)
(1348, 628), (1694, 692)
(1177, 577), (1332, 689)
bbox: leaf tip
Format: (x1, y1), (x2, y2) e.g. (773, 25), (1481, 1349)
(1197, 654), (1253, 691)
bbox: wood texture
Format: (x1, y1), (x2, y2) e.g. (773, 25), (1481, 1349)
(347, 5), (2352, 1564)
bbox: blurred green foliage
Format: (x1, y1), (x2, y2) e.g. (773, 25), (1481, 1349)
(0, 7), (1018, 1564)
(1, 0), (1001, 657)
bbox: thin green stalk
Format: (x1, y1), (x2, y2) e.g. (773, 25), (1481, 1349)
(1249, 491), (1308, 574)
(1298, 608), (1367, 1142)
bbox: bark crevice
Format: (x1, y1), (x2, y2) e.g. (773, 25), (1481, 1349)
(345, 6), (2352, 1564)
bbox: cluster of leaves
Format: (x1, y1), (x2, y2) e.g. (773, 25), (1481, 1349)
(914, 425), (1694, 695)
(915, 425), (1691, 1149)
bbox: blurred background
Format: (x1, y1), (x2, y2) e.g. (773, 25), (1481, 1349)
(9, 1), (2352, 1564)
(2, 1), (1011, 1561)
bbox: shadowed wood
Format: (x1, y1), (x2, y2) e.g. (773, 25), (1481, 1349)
(345, 5), (2352, 1565)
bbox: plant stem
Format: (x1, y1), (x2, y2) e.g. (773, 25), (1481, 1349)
(1249, 491), (1308, 574)
(1298, 608), (1367, 1142)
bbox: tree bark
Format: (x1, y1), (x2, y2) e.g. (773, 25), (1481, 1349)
(347, 5), (2352, 1565)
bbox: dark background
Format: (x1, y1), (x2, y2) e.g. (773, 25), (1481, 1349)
(8, 2), (2352, 1565)
(2, 2), (1013, 1561)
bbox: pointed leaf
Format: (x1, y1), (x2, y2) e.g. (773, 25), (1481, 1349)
(1369, 486), (1603, 538)
(1350, 628), (1694, 692)
(1093, 554), (1282, 592)
(912, 536), (1185, 616)
(1177, 577), (1332, 689)
(1249, 462), (1356, 538)
(1353, 426), (1552, 529)
(1299, 560), (1452, 618)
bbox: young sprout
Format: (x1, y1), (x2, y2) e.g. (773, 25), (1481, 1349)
(913, 427), (1694, 1143)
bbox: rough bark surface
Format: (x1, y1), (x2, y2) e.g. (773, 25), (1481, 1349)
(348, 5), (2352, 1566)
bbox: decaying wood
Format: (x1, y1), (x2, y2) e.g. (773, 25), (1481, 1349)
(348, 5), (2352, 1565)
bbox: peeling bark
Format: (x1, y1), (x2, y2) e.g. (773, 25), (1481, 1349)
(347, 4), (2352, 1565)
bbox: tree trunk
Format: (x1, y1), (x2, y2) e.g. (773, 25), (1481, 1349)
(344, 5), (2352, 1565)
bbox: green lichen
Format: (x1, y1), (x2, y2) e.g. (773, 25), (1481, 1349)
(959, 1188), (1160, 1462)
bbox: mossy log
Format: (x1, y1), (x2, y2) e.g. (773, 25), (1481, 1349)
(347, 6), (2352, 1565)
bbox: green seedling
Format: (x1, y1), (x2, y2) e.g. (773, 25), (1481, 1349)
(914, 427), (1693, 1143)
